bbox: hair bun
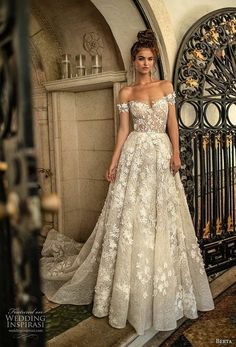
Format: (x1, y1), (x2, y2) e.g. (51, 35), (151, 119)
(130, 29), (159, 60)
(137, 29), (157, 44)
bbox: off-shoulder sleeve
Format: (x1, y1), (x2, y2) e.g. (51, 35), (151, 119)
(117, 102), (129, 113)
(166, 92), (176, 105)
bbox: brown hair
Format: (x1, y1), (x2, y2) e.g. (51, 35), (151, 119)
(131, 29), (159, 61)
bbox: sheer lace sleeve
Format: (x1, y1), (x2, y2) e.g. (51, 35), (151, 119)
(117, 103), (129, 114)
(166, 92), (176, 105)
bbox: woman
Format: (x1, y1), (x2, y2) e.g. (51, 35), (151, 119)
(41, 29), (214, 335)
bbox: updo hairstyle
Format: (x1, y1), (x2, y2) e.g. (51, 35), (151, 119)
(131, 29), (159, 61)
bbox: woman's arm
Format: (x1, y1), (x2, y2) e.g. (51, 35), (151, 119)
(167, 107), (180, 156)
(163, 81), (181, 175)
(106, 87), (131, 182)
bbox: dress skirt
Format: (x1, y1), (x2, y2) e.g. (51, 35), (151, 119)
(40, 130), (214, 335)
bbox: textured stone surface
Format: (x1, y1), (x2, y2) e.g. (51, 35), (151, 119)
(78, 150), (112, 180)
(76, 89), (113, 121)
(74, 209), (101, 242)
(77, 119), (114, 151)
(46, 316), (135, 347)
(62, 180), (80, 212)
(31, 0), (123, 78)
(41, 74), (119, 239)
(164, 0), (236, 45)
(78, 179), (109, 211)
(61, 150), (79, 181)
(43, 296), (60, 313)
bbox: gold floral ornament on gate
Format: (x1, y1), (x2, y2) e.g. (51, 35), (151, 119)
(83, 32), (104, 74)
(192, 49), (207, 61)
(225, 19), (236, 37)
(203, 26), (220, 46)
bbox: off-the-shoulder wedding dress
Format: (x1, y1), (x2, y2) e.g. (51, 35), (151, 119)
(40, 92), (214, 335)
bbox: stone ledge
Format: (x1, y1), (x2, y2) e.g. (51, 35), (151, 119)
(46, 316), (135, 347)
(44, 71), (127, 92)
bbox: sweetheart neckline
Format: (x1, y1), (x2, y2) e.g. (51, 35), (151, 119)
(127, 93), (173, 108)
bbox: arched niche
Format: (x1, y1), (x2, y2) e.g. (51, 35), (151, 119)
(30, 0), (176, 84)
(29, 0), (176, 241)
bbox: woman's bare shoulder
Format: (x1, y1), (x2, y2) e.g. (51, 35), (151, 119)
(118, 86), (133, 102)
(158, 80), (174, 95)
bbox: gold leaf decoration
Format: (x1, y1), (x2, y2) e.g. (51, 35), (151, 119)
(185, 77), (199, 88)
(216, 218), (222, 235)
(204, 27), (220, 45)
(203, 221), (210, 238)
(203, 135), (209, 151)
(226, 19), (236, 35)
(227, 215), (233, 232)
(226, 134), (233, 147)
(192, 49), (207, 61)
(215, 134), (221, 149)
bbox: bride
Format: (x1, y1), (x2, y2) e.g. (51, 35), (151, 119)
(40, 29), (214, 336)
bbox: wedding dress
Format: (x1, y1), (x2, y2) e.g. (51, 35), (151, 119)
(40, 92), (214, 335)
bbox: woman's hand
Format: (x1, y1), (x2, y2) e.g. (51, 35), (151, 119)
(105, 162), (118, 182)
(170, 153), (181, 176)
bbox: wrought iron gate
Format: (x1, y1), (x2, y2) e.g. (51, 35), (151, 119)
(0, 0), (44, 346)
(174, 8), (236, 274)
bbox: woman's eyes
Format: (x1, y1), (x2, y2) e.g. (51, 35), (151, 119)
(138, 57), (154, 61)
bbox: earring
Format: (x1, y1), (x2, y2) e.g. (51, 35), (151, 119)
(153, 63), (158, 77)
(132, 65), (136, 82)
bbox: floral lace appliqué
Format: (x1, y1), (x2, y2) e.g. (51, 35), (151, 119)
(117, 103), (129, 113)
(154, 262), (172, 296)
(128, 92), (176, 133)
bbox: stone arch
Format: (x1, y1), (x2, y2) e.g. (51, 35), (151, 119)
(30, 41), (47, 89)
(90, 0), (177, 79)
(30, 6), (62, 82)
(30, 0), (176, 84)
(30, 0), (125, 82)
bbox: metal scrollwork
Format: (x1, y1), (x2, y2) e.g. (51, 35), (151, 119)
(179, 131), (194, 216)
(0, 1), (45, 346)
(176, 10), (236, 99)
(174, 8), (236, 274)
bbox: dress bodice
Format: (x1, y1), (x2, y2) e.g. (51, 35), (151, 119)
(117, 92), (176, 133)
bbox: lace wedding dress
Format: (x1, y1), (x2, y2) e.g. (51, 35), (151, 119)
(40, 92), (214, 335)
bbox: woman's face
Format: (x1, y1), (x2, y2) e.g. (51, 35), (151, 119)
(133, 48), (155, 75)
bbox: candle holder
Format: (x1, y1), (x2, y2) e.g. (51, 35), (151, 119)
(91, 54), (102, 74)
(61, 54), (71, 78)
(75, 54), (86, 77)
